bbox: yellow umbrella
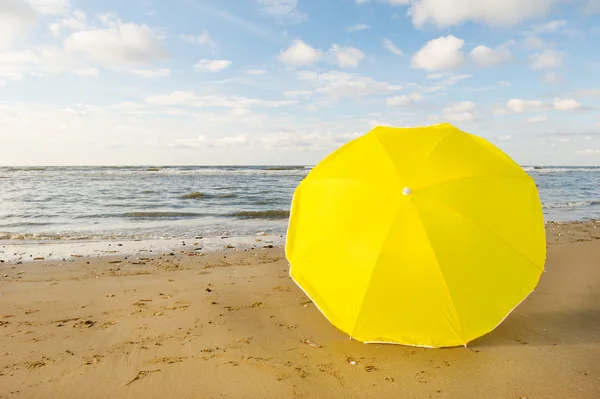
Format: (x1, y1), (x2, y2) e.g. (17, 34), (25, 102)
(286, 123), (546, 348)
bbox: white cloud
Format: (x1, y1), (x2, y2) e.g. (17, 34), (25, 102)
(144, 91), (297, 109)
(524, 19), (567, 35)
(48, 9), (87, 37)
(553, 98), (581, 110)
(194, 59), (232, 72)
(383, 38), (403, 56)
(497, 135), (512, 141)
(386, 92), (424, 106)
(0, 0), (38, 50)
(328, 44), (365, 68)
(64, 21), (168, 67)
(75, 68), (99, 76)
(245, 69), (269, 75)
(409, 0), (560, 28)
(180, 31), (215, 47)
(130, 68), (170, 78)
(499, 98), (582, 114)
(577, 149), (600, 155)
(529, 49), (565, 69)
(469, 45), (512, 67)
(442, 101), (476, 122)
(347, 24), (371, 32)
(443, 101), (476, 114)
(543, 71), (561, 84)
(279, 40), (323, 65)
(27, 0), (69, 14)
(411, 35), (465, 71)
(506, 99), (545, 113)
(464, 80), (511, 92)
(257, 0), (307, 22)
(522, 36), (547, 49)
(528, 115), (547, 122)
(356, 0), (410, 4)
(0, 46), (91, 80)
(298, 70), (402, 99)
(284, 90), (313, 98)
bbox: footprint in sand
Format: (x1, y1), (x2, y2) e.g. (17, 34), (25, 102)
(416, 370), (431, 383)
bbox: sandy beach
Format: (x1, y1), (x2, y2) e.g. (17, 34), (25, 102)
(1, 221), (599, 399)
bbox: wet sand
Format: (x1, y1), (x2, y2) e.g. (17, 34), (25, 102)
(1, 222), (599, 398)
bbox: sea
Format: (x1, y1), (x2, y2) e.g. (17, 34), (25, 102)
(0, 165), (599, 242)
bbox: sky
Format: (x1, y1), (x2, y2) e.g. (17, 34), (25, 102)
(0, 0), (599, 166)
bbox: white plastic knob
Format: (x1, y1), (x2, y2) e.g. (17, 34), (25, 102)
(403, 187), (412, 196)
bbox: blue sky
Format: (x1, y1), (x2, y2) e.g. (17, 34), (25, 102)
(0, 0), (599, 165)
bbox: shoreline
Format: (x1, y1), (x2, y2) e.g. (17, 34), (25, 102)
(1, 219), (599, 264)
(0, 234), (285, 263)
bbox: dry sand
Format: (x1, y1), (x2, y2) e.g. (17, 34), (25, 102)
(1, 221), (599, 399)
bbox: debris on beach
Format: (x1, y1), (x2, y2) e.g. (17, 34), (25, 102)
(303, 339), (321, 348)
(125, 369), (161, 386)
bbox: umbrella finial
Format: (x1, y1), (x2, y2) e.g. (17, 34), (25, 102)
(402, 187), (412, 196)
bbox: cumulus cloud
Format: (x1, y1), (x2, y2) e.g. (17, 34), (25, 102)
(0, 46), (92, 80)
(411, 35), (464, 71)
(0, 0), (38, 50)
(297, 70), (402, 99)
(180, 31), (215, 47)
(409, 0), (559, 28)
(27, 0), (69, 14)
(543, 71), (561, 84)
(245, 69), (269, 75)
(194, 59), (232, 72)
(553, 98), (581, 110)
(529, 49), (565, 69)
(48, 9), (87, 37)
(528, 115), (548, 122)
(442, 101), (476, 122)
(506, 99), (545, 113)
(279, 40), (323, 65)
(130, 68), (170, 78)
(64, 20), (168, 67)
(577, 148), (600, 155)
(328, 44), (365, 68)
(284, 90), (313, 98)
(386, 92), (424, 106)
(257, 0), (307, 22)
(498, 98), (583, 113)
(144, 91), (297, 109)
(383, 38), (403, 56)
(469, 45), (512, 67)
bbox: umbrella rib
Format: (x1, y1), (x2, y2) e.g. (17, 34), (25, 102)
(349, 200), (404, 339)
(370, 132), (408, 187)
(420, 192), (545, 274)
(410, 128), (456, 184)
(410, 201), (468, 346)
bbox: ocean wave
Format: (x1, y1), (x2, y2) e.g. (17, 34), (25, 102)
(124, 212), (206, 218)
(264, 166), (307, 171)
(0, 232), (94, 241)
(180, 192), (205, 199)
(0, 167), (311, 177)
(523, 167), (600, 173)
(0, 222), (55, 228)
(233, 210), (290, 219)
(542, 200), (600, 209)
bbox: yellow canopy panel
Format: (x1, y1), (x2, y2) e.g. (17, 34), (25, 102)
(285, 123), (546, 348)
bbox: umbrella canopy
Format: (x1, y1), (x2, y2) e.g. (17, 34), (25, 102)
(285, 123), (546, 348)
